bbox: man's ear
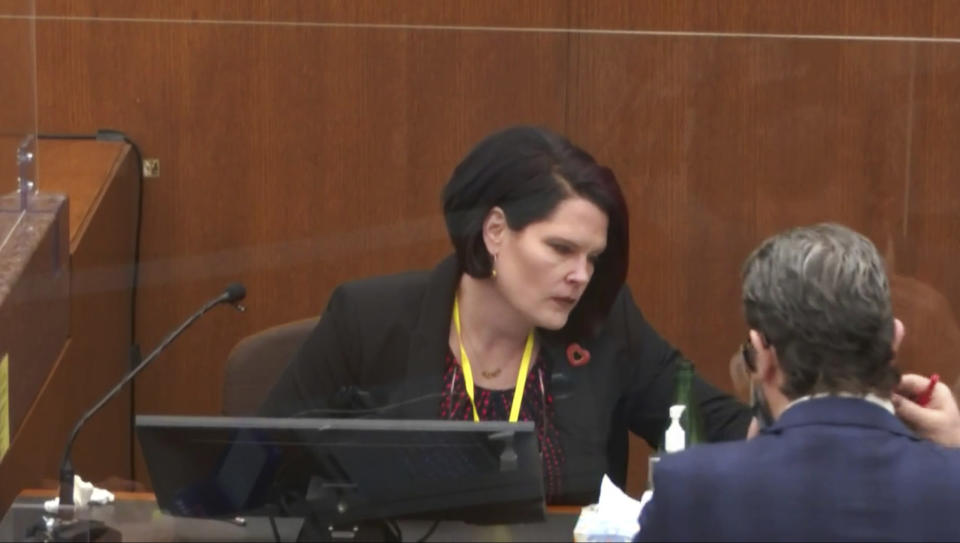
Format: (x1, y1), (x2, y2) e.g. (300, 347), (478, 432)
(749, 329), (780, 384)
(482, 206), (508, 255)
(891, 317), (905, 356)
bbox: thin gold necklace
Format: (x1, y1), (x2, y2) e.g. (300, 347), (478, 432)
(458, 326), (503, 379)
(453, 296), (534, 423)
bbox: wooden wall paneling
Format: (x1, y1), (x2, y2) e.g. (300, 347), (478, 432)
(36, 0), (569, 28)
(39, 140), (138, 488)
(0, 13), (37, 195)
(35, 0), (960, 38)
(32, 0), (960, 500)
(892, 42), (960, 388)
(0, 139), (136, 514)
(566, 33), (913, 493)
(930, 3), (960, 37)
(0, 15), (35, 125)
(747, 39), (912, 254)
(37, 141), (128, 244)
(570, 1), (951, 37)
(36, 16), (570, 484)
(0, 0), (35, 15)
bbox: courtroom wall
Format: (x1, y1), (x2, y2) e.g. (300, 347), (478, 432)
(21, 0), (960, 492)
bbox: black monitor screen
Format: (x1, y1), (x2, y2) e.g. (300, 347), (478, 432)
(135, 415), (545, 525)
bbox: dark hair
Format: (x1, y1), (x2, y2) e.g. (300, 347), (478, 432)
(741, 223), (899, 398)
(442, 125), (629, 339)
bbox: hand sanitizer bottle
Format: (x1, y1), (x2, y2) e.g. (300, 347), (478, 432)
(664, 405), (687, 453)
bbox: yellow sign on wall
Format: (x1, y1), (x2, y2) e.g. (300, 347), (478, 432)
(0, 353), (9, 461)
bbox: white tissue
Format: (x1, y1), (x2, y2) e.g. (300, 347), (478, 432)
(573, 475), (646, 542)
(42, 475), (115, 514)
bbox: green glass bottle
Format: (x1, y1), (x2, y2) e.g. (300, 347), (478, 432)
(647, 360), (705, 492)
(673, 360), (705, 447)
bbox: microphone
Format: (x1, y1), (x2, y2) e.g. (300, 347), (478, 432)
(52, 284), (247, 533)
(223, 282), (246, 307)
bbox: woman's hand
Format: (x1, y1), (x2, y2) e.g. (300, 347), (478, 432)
(746, 417), (760, 439)
(893, 373), (960, 448)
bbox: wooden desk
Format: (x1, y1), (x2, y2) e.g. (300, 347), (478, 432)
(2, 490), (579, 542)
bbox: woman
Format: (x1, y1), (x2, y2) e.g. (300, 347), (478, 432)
(260, 125), (750, 504)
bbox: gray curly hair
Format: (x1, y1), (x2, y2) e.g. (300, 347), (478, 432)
(741, 223), (899, 399)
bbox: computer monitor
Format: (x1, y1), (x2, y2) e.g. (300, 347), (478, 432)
(135, 415), (545, 525)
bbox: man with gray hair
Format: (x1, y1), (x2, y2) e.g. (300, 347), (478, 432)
(637, 223), (960, 541)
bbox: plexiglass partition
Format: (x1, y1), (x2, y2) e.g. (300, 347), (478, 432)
(0, 0), (64, 241)
(0, 0), (68, 451)
(0, 0), (36, 224)
(0, 4), (958, 540)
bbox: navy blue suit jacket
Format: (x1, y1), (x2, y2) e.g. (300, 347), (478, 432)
(637, 397), (960, 541)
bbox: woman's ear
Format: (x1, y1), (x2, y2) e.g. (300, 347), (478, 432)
(482, 206), (508, 255)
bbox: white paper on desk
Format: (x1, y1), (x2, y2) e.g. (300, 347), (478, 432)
(573, 475), (643, 542)
(42, 475), (115, 514)
(598, 474), (643, 521)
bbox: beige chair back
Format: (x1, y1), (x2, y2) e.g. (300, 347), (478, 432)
(221, 316), (319, 415)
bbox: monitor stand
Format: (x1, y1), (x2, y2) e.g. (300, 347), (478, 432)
(25, 517), (121, 542)
(296, 516), (400, 542)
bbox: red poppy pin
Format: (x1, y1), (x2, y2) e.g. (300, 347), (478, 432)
(566, 343), (591, 367)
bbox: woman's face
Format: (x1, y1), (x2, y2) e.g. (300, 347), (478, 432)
(487, 196), (609, 330)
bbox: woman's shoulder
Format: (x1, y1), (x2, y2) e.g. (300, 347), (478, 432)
(599, 283), (647, 330)
(332, 268), (433, 309)
(588, 283), (675, 360)
(332, 255), (458, 309)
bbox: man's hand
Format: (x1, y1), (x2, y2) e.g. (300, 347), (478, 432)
(893, 373), (960, 448)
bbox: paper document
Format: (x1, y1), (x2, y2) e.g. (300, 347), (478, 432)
(573, 475), (644, 541)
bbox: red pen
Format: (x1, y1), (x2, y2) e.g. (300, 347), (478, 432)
(915, 374), (940, 407)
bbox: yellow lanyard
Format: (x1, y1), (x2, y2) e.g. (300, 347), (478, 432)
(453, 297), (534, 422)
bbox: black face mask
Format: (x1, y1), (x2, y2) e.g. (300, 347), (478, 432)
(742, 336), (776, 430)
(751, 381), (776, 429)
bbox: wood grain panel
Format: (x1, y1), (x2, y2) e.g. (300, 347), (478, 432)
(35, 17), (569, 483)
(892, 42), (960, 389)
(37, 140), (128, 246)
(0, 15), (37, 191)
(0, 0), (34, 16)
(32, 0), (960, 499)
(571, 1), (960, 37)
(0, 141), (137, 515)
(37, 0), (569, 28)
(34, 0), (960, 38)
(55, 141), (137, 490)
(567, 35), (912, 492)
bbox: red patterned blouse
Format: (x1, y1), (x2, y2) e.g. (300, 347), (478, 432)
(438, 349), (565, 502)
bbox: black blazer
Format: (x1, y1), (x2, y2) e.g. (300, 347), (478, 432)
(260, 255), (751, 504)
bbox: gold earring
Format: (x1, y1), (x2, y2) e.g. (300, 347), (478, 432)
(491, 254), (498, 278)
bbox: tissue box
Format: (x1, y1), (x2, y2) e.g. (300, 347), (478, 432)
(573, 504), (639, 542)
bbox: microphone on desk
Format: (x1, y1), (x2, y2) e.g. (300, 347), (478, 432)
(52, 283), (246, 536)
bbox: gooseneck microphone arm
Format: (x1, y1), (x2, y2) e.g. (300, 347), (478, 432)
(58, 283), (247, 512)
